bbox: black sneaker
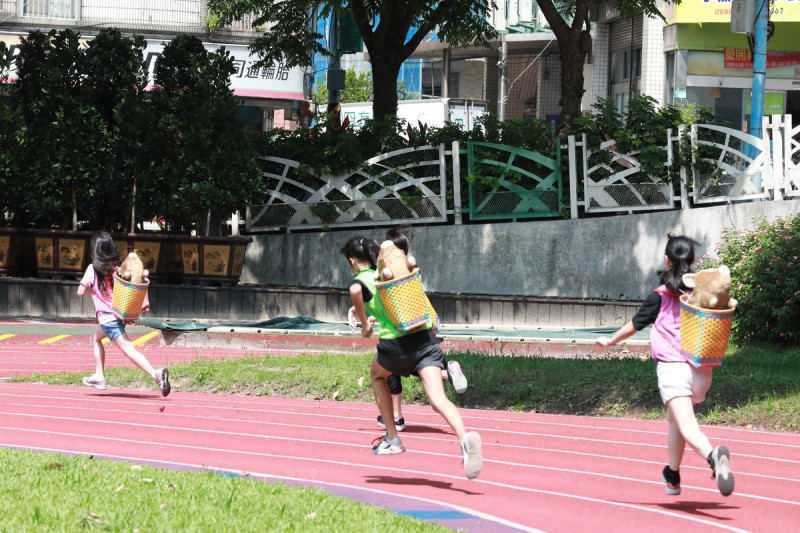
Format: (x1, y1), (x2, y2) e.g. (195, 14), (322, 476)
(155, 367), (171, 397)
(662, 465), (681, 495)
(708, 446), (734, 496)
(377, 415), (406, 431)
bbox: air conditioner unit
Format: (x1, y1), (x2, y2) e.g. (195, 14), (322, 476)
(731, 0), (757, 34)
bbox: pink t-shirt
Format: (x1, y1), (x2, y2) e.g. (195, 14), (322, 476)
(649, 285), (689, 364)
(80, 264), (117, 324)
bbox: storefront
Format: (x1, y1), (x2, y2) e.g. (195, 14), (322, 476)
(664, 0), (800, 130)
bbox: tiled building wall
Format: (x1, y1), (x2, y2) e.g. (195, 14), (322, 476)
(640, 14), (666, 103)
(590, 23), (610, 113)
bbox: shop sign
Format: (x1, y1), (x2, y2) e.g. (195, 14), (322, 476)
(724, 47), (800, 69)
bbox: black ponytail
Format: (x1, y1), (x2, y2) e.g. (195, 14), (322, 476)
(658, 234), (700, 292)
(340, 236), (379, 269)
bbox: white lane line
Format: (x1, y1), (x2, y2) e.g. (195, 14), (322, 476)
(1, 411), (798, 505)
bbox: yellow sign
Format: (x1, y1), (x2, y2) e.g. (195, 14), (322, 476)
(666, 0), (800, 24)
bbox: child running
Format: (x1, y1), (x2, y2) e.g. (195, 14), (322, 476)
(341, 234), (482, 479)
(77, 230), (171, 397)
(367, 225), (468, 432)
(595, 235), (734, 496)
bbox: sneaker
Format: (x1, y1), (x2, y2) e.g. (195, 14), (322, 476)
(82, 374), (107, 390)
(447, 361), (468, 394)
(708, 446), (734, 496)
(372, 434), (405, 455)
(377, 416), (406, 431)
(461, 432), (483, 479)
(662, 465), (681, 495)
(154, 368), (171, 397)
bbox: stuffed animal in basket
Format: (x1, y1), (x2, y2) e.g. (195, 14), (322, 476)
(376, 240), (417, 282)
(682, 264), (738, 310)
(119, 252), (149, 284)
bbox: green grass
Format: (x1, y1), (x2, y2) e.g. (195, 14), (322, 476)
(0, 448), (448, 532)
(15, 342), (800, 432)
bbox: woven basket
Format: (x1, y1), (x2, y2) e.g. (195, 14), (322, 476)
(679, 295), (734, 367)
(376, 268), (429, 332)
(112, 274), (149, 322)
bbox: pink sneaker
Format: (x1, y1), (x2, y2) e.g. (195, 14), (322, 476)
(82, 374), (107, 390)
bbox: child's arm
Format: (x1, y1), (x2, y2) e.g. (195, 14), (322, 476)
(77, 283), (88, 297)
(595, 320), (637, 348)
(141, 290), (150, 314)
(348, 283), (373, 338)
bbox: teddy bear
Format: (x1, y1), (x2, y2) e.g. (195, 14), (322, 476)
(118, 252), (149, 284)
(375, 240), (417, 282)
(682, 264), (738, 310)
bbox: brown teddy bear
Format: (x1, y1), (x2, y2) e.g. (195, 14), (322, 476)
(375, 240), (417, 282)
(119, 252), (149, 284)
(682, 264), (738, 310)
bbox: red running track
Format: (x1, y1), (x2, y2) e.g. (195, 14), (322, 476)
(1, 331), (799, 531)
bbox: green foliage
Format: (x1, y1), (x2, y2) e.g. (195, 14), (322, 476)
(151, 35), (262, 234)
(568, 95), (713, 185)
(698, 213), (800, 345)
(206, 0), (497, 118)
(6, 30), (259, 234)
(313, 67), (373, 105)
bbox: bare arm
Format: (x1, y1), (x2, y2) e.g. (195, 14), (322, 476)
(348, 283), (373, 338)
(595, 320), (637, 348)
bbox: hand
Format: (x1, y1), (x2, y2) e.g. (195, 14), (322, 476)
(594, 336), (611, 349)
(361, 316), (376, 338)
(141, 304), (150, 314)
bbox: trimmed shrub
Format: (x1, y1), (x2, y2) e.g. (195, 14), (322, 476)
(699, 213), (800, 345)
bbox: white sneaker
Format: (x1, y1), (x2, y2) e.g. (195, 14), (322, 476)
(82, 374), (107, 390)
(461, 432), (483, 479)
(710, 446), (734, 496)
(447, 361), (468, 394)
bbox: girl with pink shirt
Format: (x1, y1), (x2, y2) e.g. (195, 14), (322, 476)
(595, 235), (734, 497)
(77, 230), (170, 396)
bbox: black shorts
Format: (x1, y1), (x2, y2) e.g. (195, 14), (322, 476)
(376, 328), (445, 377)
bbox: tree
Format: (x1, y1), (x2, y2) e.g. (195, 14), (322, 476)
(207, 0), (498, 119)
(150, 35), (262, 235)
(537, 0), (671, 137)
(314, 67), (373, 105)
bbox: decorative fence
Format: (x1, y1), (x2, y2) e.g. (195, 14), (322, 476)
(246, 115), (800, 232)
(465, 142), (562, 221)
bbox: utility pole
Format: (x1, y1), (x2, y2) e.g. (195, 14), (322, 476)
(749, 0), (768, 141)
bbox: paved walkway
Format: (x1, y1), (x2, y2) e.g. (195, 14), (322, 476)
(1, 321), (798, 532)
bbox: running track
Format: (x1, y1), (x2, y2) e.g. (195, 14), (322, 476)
(1, 323), (799, 532)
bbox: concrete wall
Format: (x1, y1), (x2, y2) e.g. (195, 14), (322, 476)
(240, 200), (800, 301)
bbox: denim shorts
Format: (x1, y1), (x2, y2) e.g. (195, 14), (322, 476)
(99, 319), (126, 342)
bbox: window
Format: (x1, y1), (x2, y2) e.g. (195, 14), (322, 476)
(23, 0), (76, 19)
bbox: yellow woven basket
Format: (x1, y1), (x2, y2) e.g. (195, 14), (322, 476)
(376, 268), (429, 332)
(679, 295), (734, 367)
(112, 274), (149, 322)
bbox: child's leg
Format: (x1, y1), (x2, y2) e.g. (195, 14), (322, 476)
(89, 325), (107, 377)
(387, 373), (403, 420)
(666, 396), (712, 469)
(419, 365), (483, 479)
(112, 332), (157, 376)
(370, 358), (399, 439)
(418, 365), (465, 440)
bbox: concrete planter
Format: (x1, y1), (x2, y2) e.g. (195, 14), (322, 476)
(177, 235), (252, 287)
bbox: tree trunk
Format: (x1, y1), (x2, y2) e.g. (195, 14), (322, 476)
(370, 57), (403, 120)
(557, 47), (589, 138)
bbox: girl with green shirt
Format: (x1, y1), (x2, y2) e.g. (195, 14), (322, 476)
(341, 235), (483, 480)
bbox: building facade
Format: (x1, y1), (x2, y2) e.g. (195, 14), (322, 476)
(0, 0), (308, 130)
